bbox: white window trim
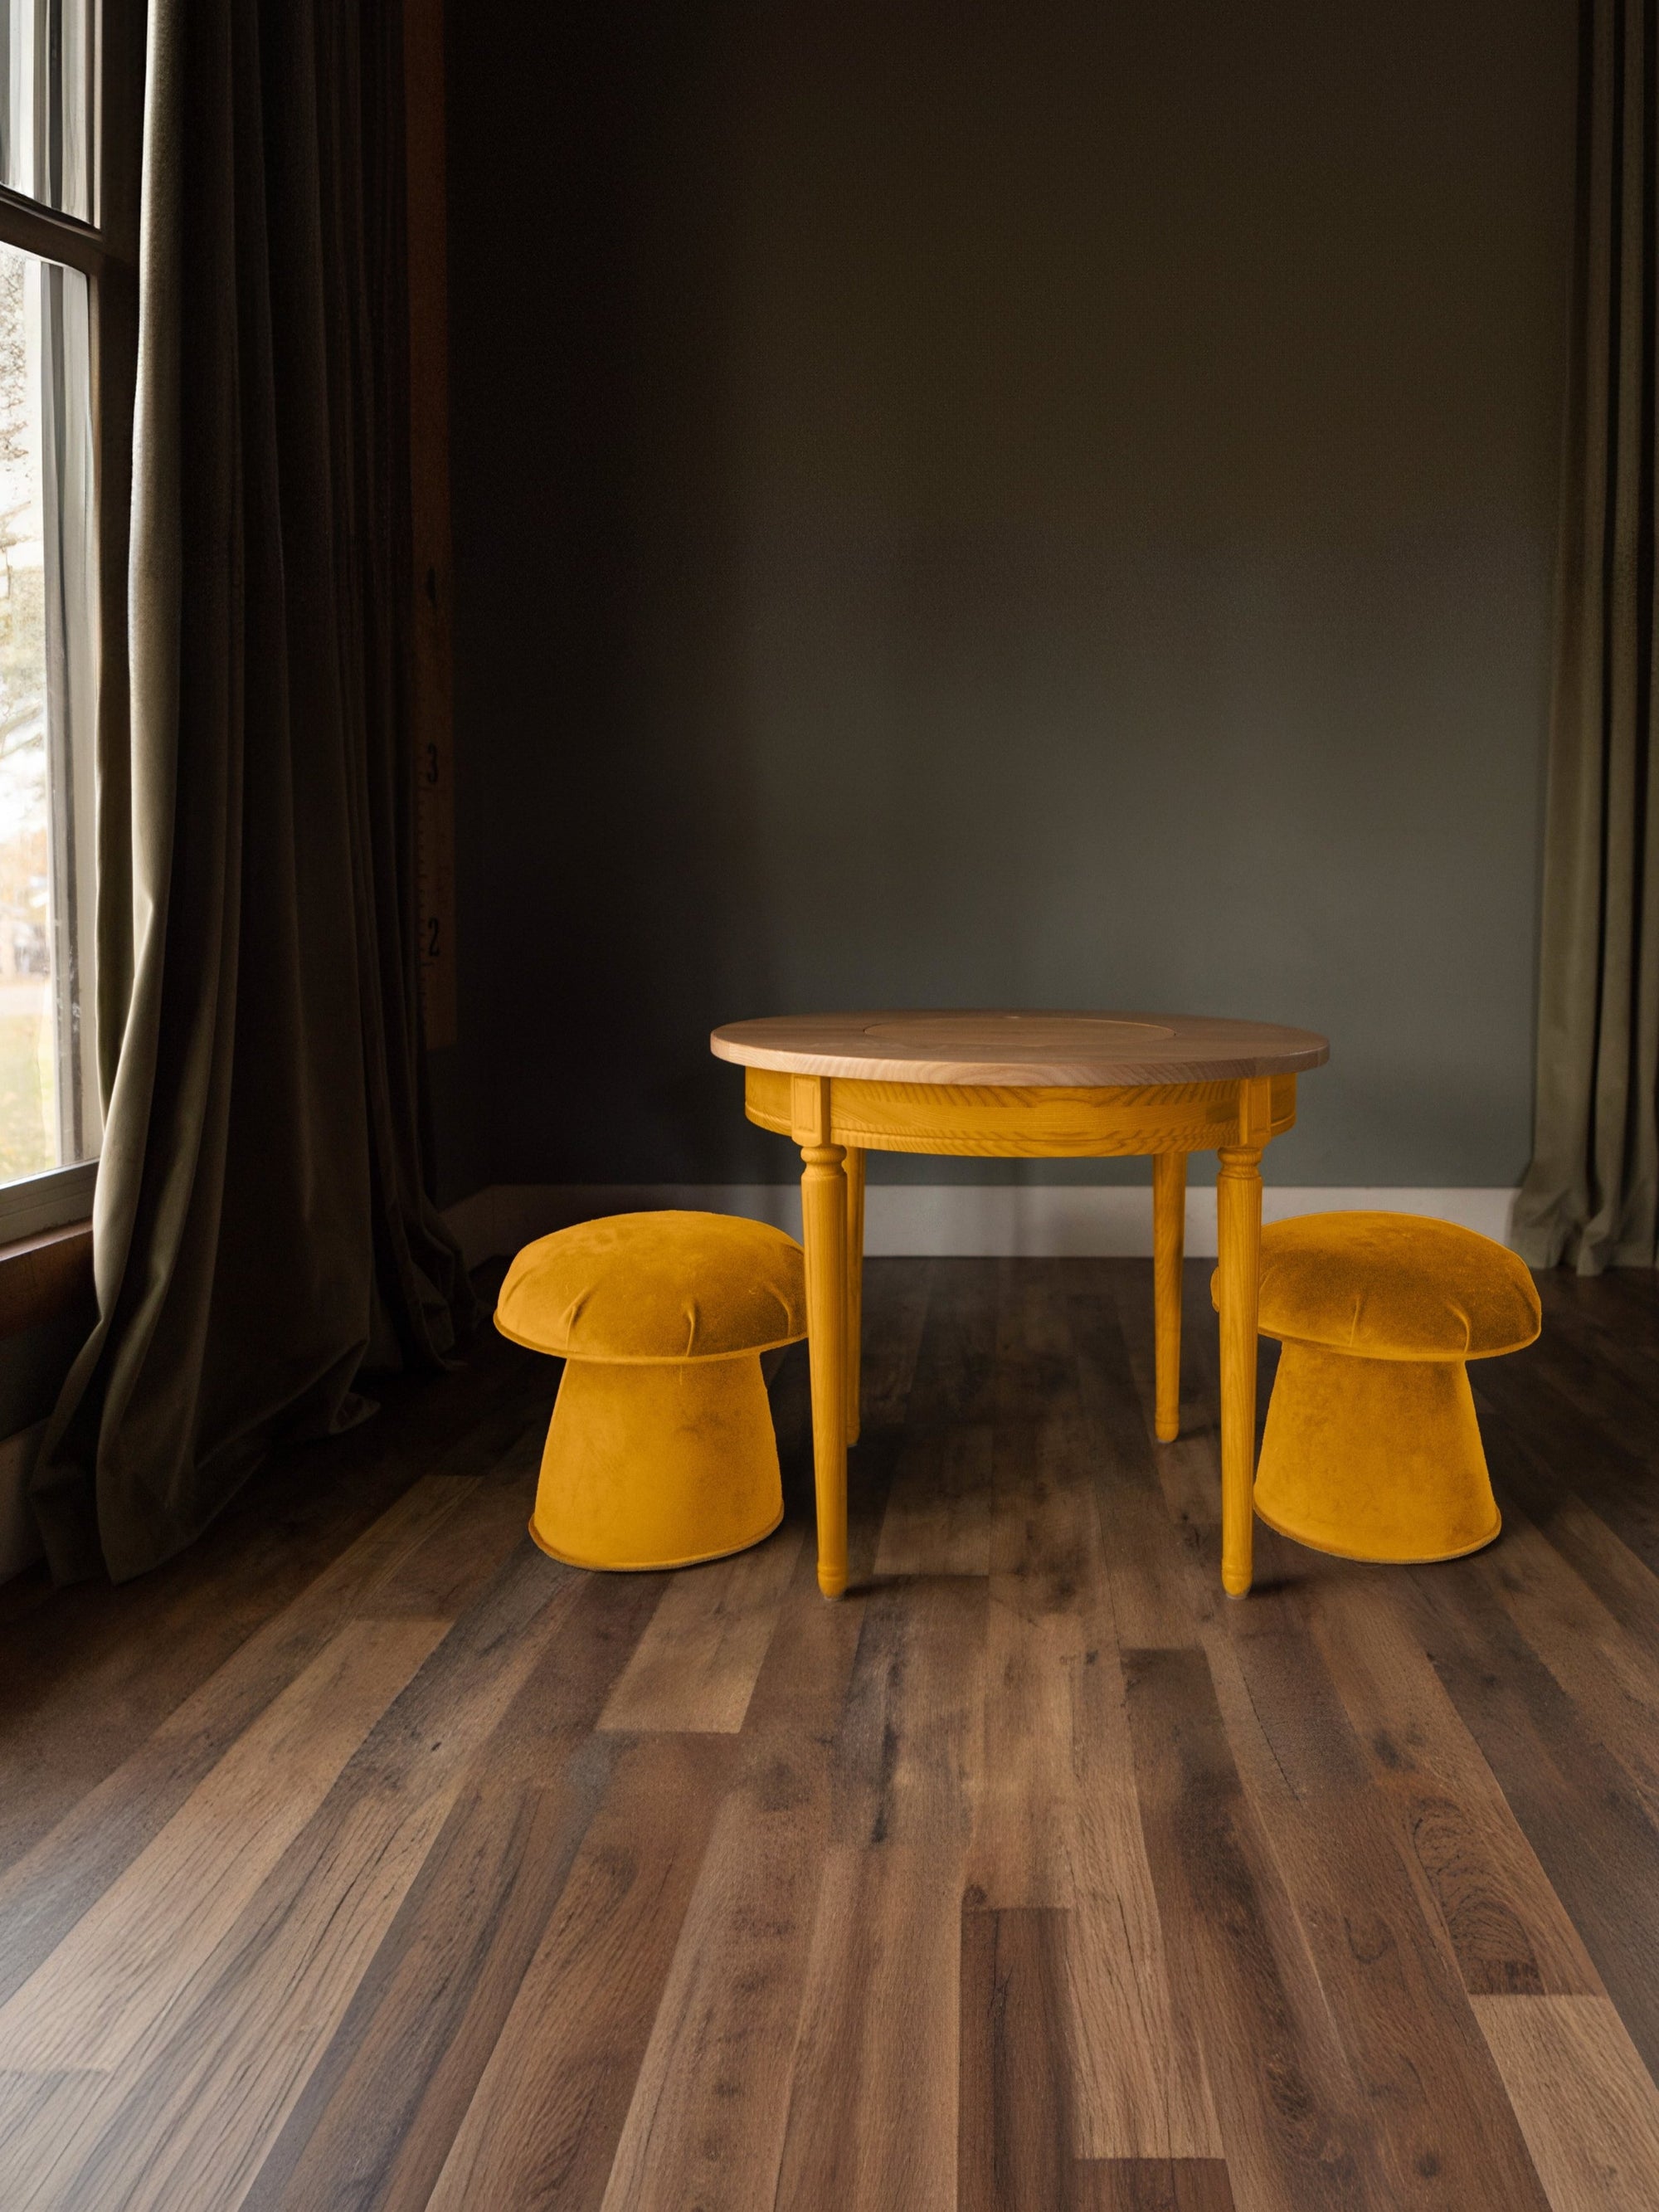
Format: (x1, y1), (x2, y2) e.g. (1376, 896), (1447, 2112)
(0, 1155), (93, 1241)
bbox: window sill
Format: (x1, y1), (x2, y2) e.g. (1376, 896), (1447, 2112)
(0, 1216), (94, 1343)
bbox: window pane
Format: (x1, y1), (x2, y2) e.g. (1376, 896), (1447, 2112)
(0, 237), (95, 1187)
(0, 0), (91, 221)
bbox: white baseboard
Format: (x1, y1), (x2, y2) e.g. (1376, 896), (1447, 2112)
(446, 1182), (1520, 1269)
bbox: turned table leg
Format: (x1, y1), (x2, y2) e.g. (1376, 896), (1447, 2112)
(1152, 1151), (1186, 1442)
(795, 1074), (849, 1600)
(1215, 1139), (1263, 1597)
(844, 1145), (866, 1448)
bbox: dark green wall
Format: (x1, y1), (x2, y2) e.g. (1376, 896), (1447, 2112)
(438, 0), (1577, 1199)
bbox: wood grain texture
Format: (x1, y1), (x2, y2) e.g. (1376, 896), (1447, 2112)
(961, 1906), (1075, 2212)
(1074, 2161), (1238, 2211)
(773, 1841), (966, 2210)
(1305, 1579), (1599, 1999)
(876, 1421), (994, 1577)
(0, 1218), (92, 1340)
(712, 1007), (1328, 1086)
(36, 1546), (576, 2211)
(741, 1064), (1301, 1158)
(242, 1569), (665, 2212)
(1068, 1630), (1222, 2161)
(1153, 1152), (1187, 1441)
(847, 1140), (867, 1443)
(426, 1737), (732, 2211)
(597, 1732), (826, 2210)
(1124, 1643), (1380, 2212)
(0, 1472), (480, 2007)
(1406, 1561), (1659, 2078)
(0, 1616), (446, 2073)
(1475, 1512), (1659, 1824)
(800, 1112), (851, 1597)
(1475, 1995), (1659, 2211)
(1199, 1588), (1555, 2210)
(3, 1259), (1657, 2210)
(596, 1524), (801, 1732)
(0, 1316), (545, 1868)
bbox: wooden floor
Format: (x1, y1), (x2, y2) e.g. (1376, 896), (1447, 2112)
(2, 1258), (1659, 2210)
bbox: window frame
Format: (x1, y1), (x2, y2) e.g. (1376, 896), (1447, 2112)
(0, 0), (140, 1245)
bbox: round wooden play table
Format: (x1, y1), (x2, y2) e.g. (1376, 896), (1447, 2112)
(710, 1011), (1330, 1599)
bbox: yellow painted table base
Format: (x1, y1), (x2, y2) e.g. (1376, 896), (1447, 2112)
(739, 1060), (1300, 1600)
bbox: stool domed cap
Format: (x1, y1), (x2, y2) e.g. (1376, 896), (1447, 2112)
(1233, 1211), (1540, 1362)
(494, 1210), (807, 1362)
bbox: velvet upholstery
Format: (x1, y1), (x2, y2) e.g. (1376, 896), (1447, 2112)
(496, 1211), (806, 1571)
(1253, 1212), (1540, 1361)
(528, 1358), (785, 1571)
(496, 1211), (807, 1362)
(1251, 1343), (1499, 1562)
(1212, 1212), (1540, 1565)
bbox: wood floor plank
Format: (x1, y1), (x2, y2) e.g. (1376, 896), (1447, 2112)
(875, 1424), (994, 1579)
(0, 1474), (478, 2006)
(960, 1905), (1076, 2212)
(859, 1257), (935, 1433)
(422, 1374), (557, 1484)
(356, 1469), (536, 1619)
(424, 1735), (732, 2212)
(1203, 1589), (1556, 2210)
(743, 1530), (869, 1739)
(1067, 1630), (1221, 2160)
(992, 1258), (1082, 1425)
(1406, 1564), (1659, 2078)
(241, 1570), (667, 2212)
(1487, 1428), (1659, 1681)
(597, 1525), (803, 1733)
(1553, 1274), (1659, 1414)
(0, 1615), (446, 2073)
(0, 1329), (538, 1870)
(598, 1732), (828, 2211)
(1304, 1579), (1599, 1998)
(833, 1577), (986, 1848)
(1123, 1642), (1380, 2212)
(771, 1842), (965, 2212)
(906, 1259), (1003, 1429)
(1073, 2160), (1238, 2211)
(971, 1401), (1097, 1909)
(1477, 1357), (1659, 1582)
(1123, 1318), (1540, 2203)
(975, 1596), (1080, 1909)
(1071, 1286), (1207, 1649)
(1474, 1995), (1659, 2212)
(261, 1773), (605, 2212)
(17, 1768), (465, 2211)
(2, 1258), (1655, 2210)
(1476, 1514), (1659, 1823)
(34, 1543), (579, 2212)
(596, 1531), (854, 2212)
(0, 2067), (119, 2209)
(1491, 1312), (1659, 1477)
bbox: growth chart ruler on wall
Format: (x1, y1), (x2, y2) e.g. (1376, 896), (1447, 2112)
(406, 0), (457, 1050)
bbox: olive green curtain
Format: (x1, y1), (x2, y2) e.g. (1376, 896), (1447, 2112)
(31, 0), (477, 1581)
(1514, 0), (1659, 1274)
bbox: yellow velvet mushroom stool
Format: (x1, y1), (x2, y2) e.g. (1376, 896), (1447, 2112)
(1213, 1212), (1540, 1565)
(494, 1211), (807, 1571)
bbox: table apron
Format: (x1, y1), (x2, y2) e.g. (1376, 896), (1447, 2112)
(742, 1069), (1295, 1157)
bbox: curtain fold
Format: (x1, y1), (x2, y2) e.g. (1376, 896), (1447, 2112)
(31, 0), (477, 1583)
(1514, 0), (1659, 1275)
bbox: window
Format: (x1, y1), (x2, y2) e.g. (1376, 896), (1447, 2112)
(0, 0), (139, 1241)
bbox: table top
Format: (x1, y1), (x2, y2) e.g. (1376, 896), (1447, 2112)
(710, 1011), (1330, 1089)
